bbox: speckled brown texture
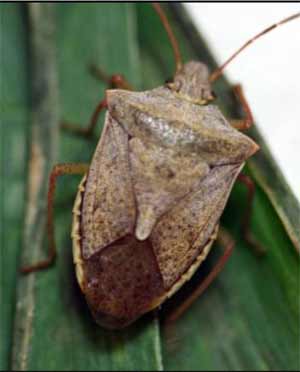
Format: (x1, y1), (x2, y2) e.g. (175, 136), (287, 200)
(150, 163), (242, 288)
(129, 138), (209, 240)
(81, 114), (136, 259)
(171, 61), (214, 104)
(73, 61), (259, 328)
(82, 235), (164, 329)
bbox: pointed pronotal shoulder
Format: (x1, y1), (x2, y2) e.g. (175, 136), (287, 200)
(106, 85), (258, 166)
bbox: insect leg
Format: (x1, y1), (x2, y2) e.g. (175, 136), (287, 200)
(61, 98), (107, 138)
(89, 64), (133, 90)
(61, 68), (133, 138)
(166, 227), (235, 323)
(237, 173), (265, 255)
(230, 84), (254, 130)
(21, 163), (89, 274)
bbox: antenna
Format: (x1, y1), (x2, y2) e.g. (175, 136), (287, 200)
(152, 2), (183, 75)
(210, 12), (300, 82)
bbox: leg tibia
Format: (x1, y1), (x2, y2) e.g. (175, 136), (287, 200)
(237, 173), (265, 255)
(21, 163), (89, 274)
(166, 226), (235, 323)
(230, 84), (254, 130)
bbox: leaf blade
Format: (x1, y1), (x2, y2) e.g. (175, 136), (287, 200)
(0, 4), (30, 370)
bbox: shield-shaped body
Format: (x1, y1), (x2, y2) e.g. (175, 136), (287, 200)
(72, 62), (258, 329)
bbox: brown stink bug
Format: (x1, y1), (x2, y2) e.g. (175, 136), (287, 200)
(22, 4), (300, 329)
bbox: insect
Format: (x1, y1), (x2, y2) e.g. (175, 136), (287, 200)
(22, 4), (300, 329)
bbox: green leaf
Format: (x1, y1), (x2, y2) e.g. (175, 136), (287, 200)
(0, 4), (29, 370)
(2, 3), (299, 371)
